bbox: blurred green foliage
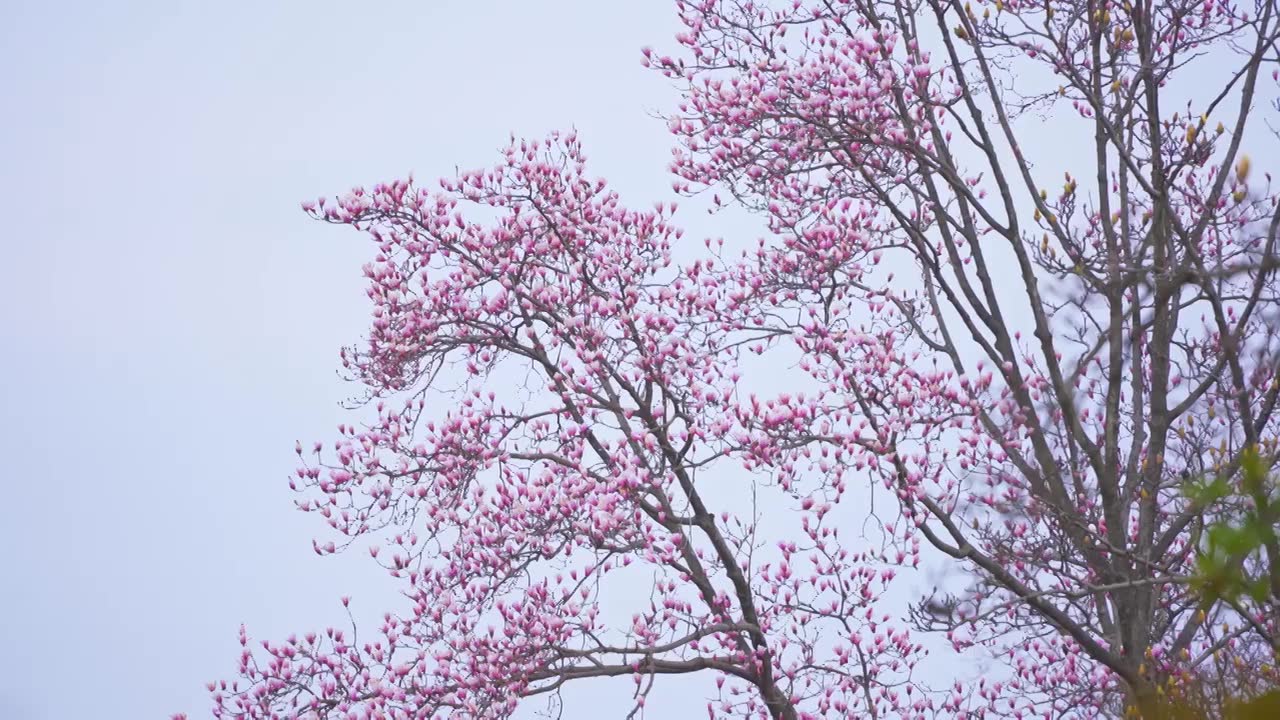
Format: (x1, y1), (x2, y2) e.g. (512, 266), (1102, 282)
(1152, 447), (1280, 719)
(1187, 448), (1276, 605)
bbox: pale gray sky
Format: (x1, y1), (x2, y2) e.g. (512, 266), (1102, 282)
(3, 2), (1266, 719)
(0, 2), (724, 717)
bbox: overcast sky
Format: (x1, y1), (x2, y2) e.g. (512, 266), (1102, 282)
(6, 2), (1269, 718)
(0, 2), (741, 717)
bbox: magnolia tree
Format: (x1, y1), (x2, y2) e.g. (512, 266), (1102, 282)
(200, 0), (1280, 718)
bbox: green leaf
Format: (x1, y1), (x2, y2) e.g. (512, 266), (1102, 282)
(1226, 689), (1280, 719)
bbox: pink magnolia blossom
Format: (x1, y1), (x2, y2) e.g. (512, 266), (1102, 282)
(205, 1), (1280, 718)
